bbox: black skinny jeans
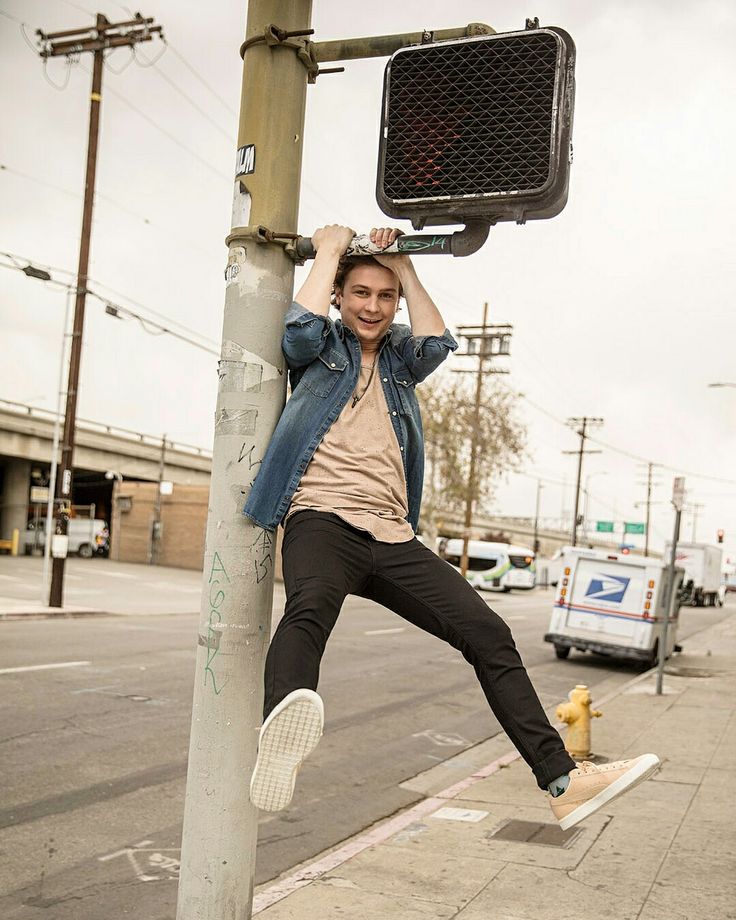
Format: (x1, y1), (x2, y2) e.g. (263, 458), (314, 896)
(264, 511), (575, 790)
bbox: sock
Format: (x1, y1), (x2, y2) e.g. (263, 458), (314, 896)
(547, 773), (571, 797)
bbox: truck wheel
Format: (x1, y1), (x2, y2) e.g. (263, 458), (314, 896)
(554, 645), (570, 660)
(78, 543), (94, 559)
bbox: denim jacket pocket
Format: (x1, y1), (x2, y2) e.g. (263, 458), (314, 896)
(392, 371), (416, 415)
(302, 348), (349, 398)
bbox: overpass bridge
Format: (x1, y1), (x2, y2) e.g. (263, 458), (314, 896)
(0, 399), (211, 543)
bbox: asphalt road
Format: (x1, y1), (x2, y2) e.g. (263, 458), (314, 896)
(0, 586), (731, 919)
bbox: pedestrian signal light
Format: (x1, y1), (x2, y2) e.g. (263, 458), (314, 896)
(376, 25), (576, 230)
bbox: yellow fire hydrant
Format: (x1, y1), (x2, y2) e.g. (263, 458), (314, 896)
(556, 684), (602, 759)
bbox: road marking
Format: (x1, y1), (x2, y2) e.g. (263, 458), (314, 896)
(505, 615), (527, 621)
(364, 627), (405, 636)
(0, 660), (91, 675)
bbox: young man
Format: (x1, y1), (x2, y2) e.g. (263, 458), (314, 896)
(244, 224), (660, 828)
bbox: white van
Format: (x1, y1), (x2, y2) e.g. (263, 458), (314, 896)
(441, 539), (536, 592)
(25, 518), (109, 558)
(545, 545), (603, 587)
(544, 551), (684, 666)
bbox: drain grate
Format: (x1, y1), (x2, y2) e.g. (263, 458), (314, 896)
(488, 819), (581, 848)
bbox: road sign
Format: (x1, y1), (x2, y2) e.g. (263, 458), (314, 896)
(596, 521), (614, 533)
(624, 522), (645, 534)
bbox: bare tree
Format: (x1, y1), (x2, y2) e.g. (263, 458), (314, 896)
(417, 372), (527, 538)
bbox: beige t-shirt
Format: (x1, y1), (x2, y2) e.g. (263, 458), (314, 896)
(287, 361), (415, 543)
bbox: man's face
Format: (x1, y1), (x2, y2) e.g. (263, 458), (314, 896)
(335, 263), (399, 350)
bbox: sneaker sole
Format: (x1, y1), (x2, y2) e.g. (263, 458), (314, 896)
(249, 690), (324, 812)
(558, 753), (661, 830)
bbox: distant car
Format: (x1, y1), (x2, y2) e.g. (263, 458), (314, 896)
(25, 518), (109, 559)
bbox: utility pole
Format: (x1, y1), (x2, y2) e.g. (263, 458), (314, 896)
(563, 417), (603, 547)
(37, 13), (163, 607)
(150, 434), (167, 565)
(176, 3), (313, 917)
(657, 476), (685, 694)
(454, 305), (512, 576)
(532, 479), (543, 555)
(644, 462), (653, 555)
(175, 13), (501, 916)
(689, 502), (705, 542)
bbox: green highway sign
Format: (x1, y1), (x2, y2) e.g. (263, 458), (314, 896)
(596, 521), (614, 533)
(624, 522), (646, 534)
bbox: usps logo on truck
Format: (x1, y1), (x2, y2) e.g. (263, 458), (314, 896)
(584, 574), (630, 604)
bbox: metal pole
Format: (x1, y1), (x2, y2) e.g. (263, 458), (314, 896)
(570, 418), (587, 547)
(533, 479), (542, 555)
(644, 462), (653, 556)
(176, 2), (311, 917)
(48, 17), (105, 607)
(656, 507), (681, 694)
(460, 302), (488, 577)
(41, 285), (73, 602)
(150, 434), (166, 565)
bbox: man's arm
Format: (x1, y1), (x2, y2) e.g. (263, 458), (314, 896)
(293, 224), (354, 316)
(371, 228), (456, 381)
(283, 224), (354, 367)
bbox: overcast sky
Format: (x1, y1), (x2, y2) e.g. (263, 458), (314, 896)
(1, 0), (734, 559)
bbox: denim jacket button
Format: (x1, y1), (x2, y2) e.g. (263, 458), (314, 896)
(383, 377), (388, 382)
(392, 411), (397, 416)
(330, 362), (336, 367)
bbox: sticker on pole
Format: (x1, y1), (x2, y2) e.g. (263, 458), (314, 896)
(235, 144), (256, 177)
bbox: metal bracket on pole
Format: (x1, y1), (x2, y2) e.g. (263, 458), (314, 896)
(292, 220), (491, 263)
(240, 25), (346, 83)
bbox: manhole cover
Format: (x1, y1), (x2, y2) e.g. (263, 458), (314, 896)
(487, 819), (581, 849)
(663, 666), (713, 678)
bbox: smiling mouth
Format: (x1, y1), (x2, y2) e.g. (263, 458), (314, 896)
(358, 317), (380, 326)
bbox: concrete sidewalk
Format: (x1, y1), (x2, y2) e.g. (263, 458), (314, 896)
(253, 612), (736, 919)
(0, 556), (204, 617)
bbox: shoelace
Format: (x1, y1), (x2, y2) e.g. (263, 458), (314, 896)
(575, 759), (627, 774)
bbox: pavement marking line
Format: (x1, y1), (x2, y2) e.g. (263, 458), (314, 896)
(364, 627), (405, 636)
(252, 662), (660, 915)
(0, 660), (91, 675)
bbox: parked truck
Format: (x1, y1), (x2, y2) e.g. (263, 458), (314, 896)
(663, 542), (722, 607)
(545, 551), (684, 666)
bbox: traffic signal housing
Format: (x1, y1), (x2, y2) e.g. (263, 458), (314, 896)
(376, 25), (576, 230)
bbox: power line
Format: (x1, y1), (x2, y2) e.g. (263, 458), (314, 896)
(496, 377), (736, 492)
(0, 253), (219, 355)
(0, 162), (216, 259)
(165, 41), (237, 117)
(137, 42), (235, 142)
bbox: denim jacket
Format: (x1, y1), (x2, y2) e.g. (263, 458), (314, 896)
(243, 302), (458, 532)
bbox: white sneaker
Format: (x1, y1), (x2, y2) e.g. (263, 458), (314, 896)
(249, 689), (324, 812)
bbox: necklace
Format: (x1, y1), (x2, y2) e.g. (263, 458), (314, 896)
(351, 361), (377, 408)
